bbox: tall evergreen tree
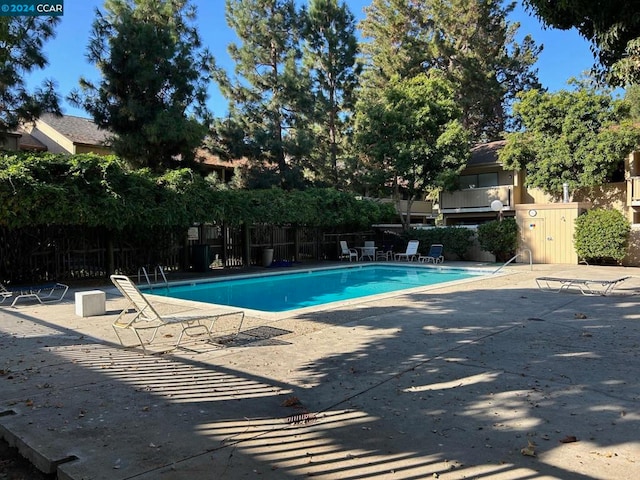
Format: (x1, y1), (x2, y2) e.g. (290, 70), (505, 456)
(302, 0), (360, 186)
(72, 0), (213, 171)
(358, 0), (425, 88)
(0, 16), (60, 138)
(358, 0), (541, 141)
(212, 0), (311, 188)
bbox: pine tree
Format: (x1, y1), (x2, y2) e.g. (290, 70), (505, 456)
(358, 0), (541, 141)
(212, 0), (311, 188)
(0, 16), (60, 137)
(72, 0), (213, 171)
(302, 0), (360, 186)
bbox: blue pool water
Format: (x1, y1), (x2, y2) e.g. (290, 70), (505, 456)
(145, 265), (483, 313)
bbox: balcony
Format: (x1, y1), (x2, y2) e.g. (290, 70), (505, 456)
(440, 185), (514, 213)
(375, 198), (436, 218)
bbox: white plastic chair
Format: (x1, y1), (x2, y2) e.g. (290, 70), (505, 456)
(339, 241), (358, 261)
(394, 240), (420, 261)
(360, 241), (376, 261)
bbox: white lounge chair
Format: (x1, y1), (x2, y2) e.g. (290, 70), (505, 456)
(0, 281), (68, 307)
(418, 244), (444, 264)
(339, 241), (358, 261)
(535, 276), (630, 296)
(394, 240), (420, 261)
(110, 275), (244, 353)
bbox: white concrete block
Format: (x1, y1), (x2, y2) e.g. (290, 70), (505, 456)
(75, 290), (106, 317)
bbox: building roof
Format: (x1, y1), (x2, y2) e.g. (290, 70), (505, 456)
(468, 140), (506, 166)
(16, 127), (47, 151)
(194, 147), (248, 169)
(38, 112), (111, 146)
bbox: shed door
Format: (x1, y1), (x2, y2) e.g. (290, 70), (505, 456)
(519, 217), (546, 263)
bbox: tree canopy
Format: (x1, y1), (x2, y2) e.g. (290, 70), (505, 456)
(0, 16), (60, 137)
(302, 0), (361, 186)
(499, 82), (640, 196)
(354, 72), (470, 230)
(523, 0), (640, 85)
(211, 0), (310, 189)
(358, 0), (541, 141)
(72, 0), (213, 172)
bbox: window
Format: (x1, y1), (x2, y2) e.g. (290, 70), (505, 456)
(459, 172), (498, 189)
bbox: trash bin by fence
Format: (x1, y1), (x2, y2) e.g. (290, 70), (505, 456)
(262, 248), (274, 267)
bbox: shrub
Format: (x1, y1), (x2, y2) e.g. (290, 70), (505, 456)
(477, 217), (518, 262)
(405, 226), (475, 260)
(574, 209), (630, 264)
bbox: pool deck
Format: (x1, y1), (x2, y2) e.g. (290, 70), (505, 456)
(1, 261), (639, 479)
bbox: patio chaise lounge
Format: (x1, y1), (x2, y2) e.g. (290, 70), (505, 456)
(418, 244), (444, 264)
(535, 276), (630, 296)
(394, 240), (420, 261)
(110, 275), (245, 353)
(0, 281), (69, 307)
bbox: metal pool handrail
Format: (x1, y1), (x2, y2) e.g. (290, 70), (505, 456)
(493, 249), (532, 274)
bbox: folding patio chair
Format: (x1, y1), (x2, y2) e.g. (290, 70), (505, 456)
(110, 275), (244, 353)
(0, 281), (68, 307)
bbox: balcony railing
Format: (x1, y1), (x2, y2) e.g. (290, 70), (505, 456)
(375, 198), (435, 217)
(440, 185), (513, 213)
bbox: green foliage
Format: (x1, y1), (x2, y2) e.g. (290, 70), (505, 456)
(0, 16), (60, 135)
(523, 0), (640, 85)
(500, 84), (640, 197)
(0, 152), (392, 230)
(302, 0), (361, 186)
(212, 0), (310, 187)
(405, 226), (475, 260)
(72, 0), (212, 171)
(354, 72), (470, 230)
(477, 218), (518, 261)
(574, 209), (630, 263)
(359, 0), (541, 141)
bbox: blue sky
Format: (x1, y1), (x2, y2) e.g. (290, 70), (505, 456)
(26, 0), (599, 119)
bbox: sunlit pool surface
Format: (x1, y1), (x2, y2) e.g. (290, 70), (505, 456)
(145, 265), (485, 313)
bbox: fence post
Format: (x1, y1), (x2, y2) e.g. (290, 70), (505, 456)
(242, 223), (251, 267)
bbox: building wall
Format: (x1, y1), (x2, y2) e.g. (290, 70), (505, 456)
(516, 203), (591, 264)
(75, 144), (112, 156)
(28, 122), (75, 154)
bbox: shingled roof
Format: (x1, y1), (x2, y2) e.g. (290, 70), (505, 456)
(38, 113), (111, 146)
(468, 140), (506, 166)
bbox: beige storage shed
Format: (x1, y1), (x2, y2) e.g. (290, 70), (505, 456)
(515, 202), (591, 264)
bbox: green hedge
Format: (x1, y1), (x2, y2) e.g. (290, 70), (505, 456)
(574, 209), (630, 264)
(477, 218), (518, 262)
(0, 152), (395, 229)
(405, 226), (475, 260)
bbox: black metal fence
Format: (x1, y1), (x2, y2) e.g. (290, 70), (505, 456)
(0, 224), (378, 284)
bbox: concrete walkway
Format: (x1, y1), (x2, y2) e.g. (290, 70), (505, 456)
(1, 263), (639, 479)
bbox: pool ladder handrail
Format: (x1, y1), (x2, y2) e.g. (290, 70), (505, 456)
(493, 249), (532, 274)
(137, 265), (168, 288)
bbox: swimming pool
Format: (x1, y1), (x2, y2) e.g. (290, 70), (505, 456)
(145, 265), (485, 313)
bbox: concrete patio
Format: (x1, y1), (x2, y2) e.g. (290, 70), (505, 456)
(1, 262), (639, 479)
